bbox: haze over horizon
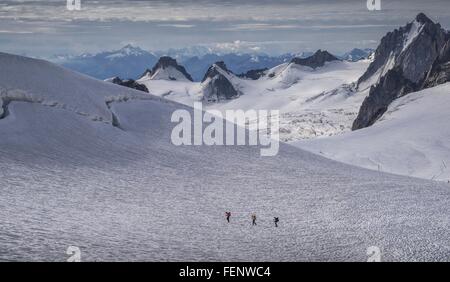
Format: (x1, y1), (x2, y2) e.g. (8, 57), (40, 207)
(0, 0), (449, 57)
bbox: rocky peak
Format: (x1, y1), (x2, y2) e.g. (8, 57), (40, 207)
(214, 61), (229, 71)
(107, 77), (149, 93)
(152, 56), (179, 71)
(142, 56), (193, 81)
(117, 44), (147, 56)
(201, 61), (232, 83)
(201, 61), (240, 102)
(139, 68), (152, 79)
(238, 68), (268, 80)
(291, 50), (340, 69)
(357, 13), (446, 88)
(416, 13), (434, 25)
(353, 13), (450, 130)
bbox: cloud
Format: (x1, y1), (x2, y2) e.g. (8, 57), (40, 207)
(212, 40), (260, 53)
(1, 0), (450, 57)
(157, 24), (196, 28)
(0, 30), (34, 34)
(219, 23), (302, 31)
(220, 23), (396, 32)
(1, 0), (448, 24)
(205, 40), (312, 54)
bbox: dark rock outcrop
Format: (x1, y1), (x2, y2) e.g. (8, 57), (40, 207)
(109, 77), (149, 93)
(352, 68), (417, 129)
(423, 36), (450, 88)
(202, 61), (230, 80)
(144, 56), (193, 81)
(291, 50), (340, 69)
(201, 62), (240, 102)
(358, 13), (446, 88)
(353, 13), (450, 130)
(238, 68), (268, 80)
(139, 68), (152, 79)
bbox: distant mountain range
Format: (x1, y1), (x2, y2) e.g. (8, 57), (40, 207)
(341, 48), (375, 62)
(53, 45), (159, 81)
(50, 46), (373, 81)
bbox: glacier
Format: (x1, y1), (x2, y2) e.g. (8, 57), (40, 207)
(1, 53), (450, 261)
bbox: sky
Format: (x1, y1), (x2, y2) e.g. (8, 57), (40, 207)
(0, 0), (449, 57)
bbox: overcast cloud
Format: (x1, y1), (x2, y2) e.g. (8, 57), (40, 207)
(0, 0), (449, 57)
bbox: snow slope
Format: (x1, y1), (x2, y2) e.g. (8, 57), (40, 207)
(295, 83), (450, 181)
(1, 53), (450, 261)
(0, 52), (154, 123)
(138, 59), (371, 142)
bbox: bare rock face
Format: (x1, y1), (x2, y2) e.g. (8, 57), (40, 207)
(357, 13), (446, 88)
(201, 62), (240, 102)
(424, 36), (450, 88)
(109, 77), (149, 93)
(202, 61), (230, 81)
(291, 50), (340, 69)
(352, 68), (417, 129)
(238, 68), (268, 80)
(353, 13), (450, 130)
(139, 68), (152, 79)
(141, 56), (193, 82)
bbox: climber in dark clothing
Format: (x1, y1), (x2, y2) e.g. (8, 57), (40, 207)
(225, 212), (231, 223)
(251, 214), (257, 226)
(274, 217), (279, 227)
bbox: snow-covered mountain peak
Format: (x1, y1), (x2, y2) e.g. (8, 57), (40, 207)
(202, 61), (234, 82)
(262, 52), (344, 89)
(291, 49), (340, 69)
(139, 56), (193, 82)
(120, 44), (145, 54)
(351, 14), (450, 129)
(154, 56), (182, 69)
(211, 61), (232, 73)
(105, 44), (148, 59)
(55, 46), (158, 80)
(342, 48), (375, 62)
(213, 61), (229, 70)
(357, 13), (446, 90)
(353, 13), (450, 130)
(201, 61), (241, 102)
